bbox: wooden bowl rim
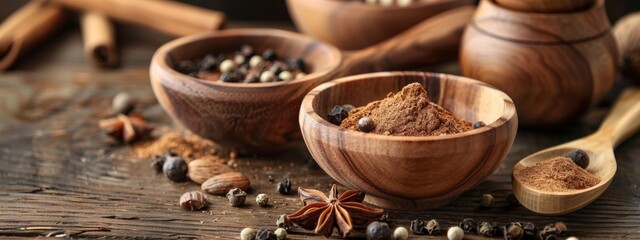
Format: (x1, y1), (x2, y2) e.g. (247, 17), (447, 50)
(301, 71), (517, 141)
(486, 0), (604, 17)
(151, 29), (342, 89)
(494, 0), (596, 13)
(291, 0), (467, 12)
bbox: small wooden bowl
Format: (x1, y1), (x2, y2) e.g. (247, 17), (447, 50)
(495, 0), (595, 13)
(150, 29), (341, 155)
(299, 72), (518, 209)
(286, 0), (472, 50)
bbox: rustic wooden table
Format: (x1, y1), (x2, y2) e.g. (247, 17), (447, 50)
(1, 4), (640, 240)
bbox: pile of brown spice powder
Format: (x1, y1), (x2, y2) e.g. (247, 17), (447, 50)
(133, 132), (225, 164)
(514, 157), (600, 192)
(340, 83), (471, 136)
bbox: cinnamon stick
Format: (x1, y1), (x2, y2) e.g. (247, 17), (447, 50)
(49, 0), (226, 36)
(81, 12), (117, 67)
(0, 1), (68, 71)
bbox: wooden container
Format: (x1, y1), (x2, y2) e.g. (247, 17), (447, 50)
(299, 72), (518, 209)
(286, 0), (472, 50)
(495, 0), (595, 13)
(460, 0), (618, 127)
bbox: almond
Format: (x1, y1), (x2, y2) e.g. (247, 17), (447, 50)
(188, 158), (233, 184)
(201, 172), (250, 195)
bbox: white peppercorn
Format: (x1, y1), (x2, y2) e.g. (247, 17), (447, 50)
(256, 193), (269, 207)
(447, 226), (464, 240)
(240, 227), (256, 240)
(278, 71), (293, 81)
(393, 227), (408, 240)
(481, 194), (494, 207)
(260, 71), (275, 82)
(249, 55), (263, 68)
(219, 59), (235, 73)
(274, 228), (287, 240)
(566, 237), (579, 240)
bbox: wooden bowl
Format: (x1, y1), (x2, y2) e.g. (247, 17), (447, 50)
(299, 72), (518, 209)
(150, 29), (341, 155)
(495, 0), (595, 13)
(460, 0), (618, 127)
(285, 0), (472, 50)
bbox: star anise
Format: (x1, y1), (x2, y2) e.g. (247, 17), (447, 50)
(98, 113), (152, 143)
(287, 184), (384, 238)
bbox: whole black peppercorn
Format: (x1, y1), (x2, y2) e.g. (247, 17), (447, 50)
(255, 229), (277, 240)
(150, 155), (164, 173)
(410, 219), (427, 235)
(426, 219), (441, 235)
(522, 222), (537, 240)
(226, 188), (247, 207)
(240, 44), (254, 58)
(565, 149), (589, 169)
(162, 156), (187, 182)
(554, 222), (567, 235)
(358, 116), (375, 132)
(276, 214), (292, 230)
(177, 60), (197, 75)
(270, 62), (283, 75)
(366, 221), (392, 240)
(504, 222), (524, 240)
(478, 221), (500, 237)
(262, 49), (277, 61)
(220, 73), (239, 83)
(473, 121), (486, 129)
(328, 105), (349, 125)
(277, 178), (292, 195)
(460, 218), (478, 233)
(199, 54), (217, 72)
(539, 224), (558, 240)
(289, 58), (305, 71)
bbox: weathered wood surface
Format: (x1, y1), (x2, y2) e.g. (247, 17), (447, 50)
(1, 3), (640, 240)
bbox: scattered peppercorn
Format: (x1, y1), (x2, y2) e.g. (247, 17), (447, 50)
(473, 121), (486, 129)
(459, 218), (477, 233)
(256, 193), (269, 207)
(274, 228), (287, 240)
(426, 219), (441, 235)
(539, 224), (558, 240)
(262, 49), (277, 61)
(276, 214), (292, 230)
(522, 222), (537, 240)
(379, 213), (389, 222)
(481, 194), (494, 207)
(358, 116), (375, 132)
(240, 227), (257, 240)
(226, 188), (247, 207)
(554, 222), (567, 235)
(504, 222), (523, 240)
(277, 178), (292, 195)
(328, 105), (349, 125)
(255, 229), (277, 240)
(366, 221), (392, 240)
(179, 191), (207, 211)
(162, 156), (188, 182)
(112, 92), (135, 115)
(566, 237), (579, 240)
(410, 219), (427, 235)
(393, 227), (408, 240)
(447, 226), (464, 240)
(150, 155), (165, 173)
(566, 149), (589, 169)
(478, 221), (501, 237)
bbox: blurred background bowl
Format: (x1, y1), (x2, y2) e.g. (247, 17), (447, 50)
(286, 0), (473, 50)
(299, 71), (518, 209)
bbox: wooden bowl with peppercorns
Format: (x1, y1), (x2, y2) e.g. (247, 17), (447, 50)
(299, 72), (518, 209)
(286, 0), (473, 50)
(150, 29), (341, 155)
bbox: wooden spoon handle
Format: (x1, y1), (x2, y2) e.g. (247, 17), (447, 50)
(595, 88), (640, 147)
(331, 5), (476, 78)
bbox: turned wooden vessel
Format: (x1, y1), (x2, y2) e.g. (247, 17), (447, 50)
(460, 0), (618, 127)
(614, 12), (640, 84)
(299, 72), (517, 209)
(495, 0), (594, 13)
(150, 7), (475, 155)
(286, 0), (472, 50)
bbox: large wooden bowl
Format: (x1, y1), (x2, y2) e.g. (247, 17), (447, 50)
(286, 0), (472, 50)
(299, 72), (518, 209)
(495, 0), (595, 13)
(150, 29), (341, 155)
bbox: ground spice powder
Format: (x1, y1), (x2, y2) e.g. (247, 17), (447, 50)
(340, 83), (471, 136)
(514, 157), (600, 192)
(134, 132), (224, 163)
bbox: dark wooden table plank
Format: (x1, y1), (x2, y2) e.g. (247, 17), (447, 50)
(1, 2), (640, 239)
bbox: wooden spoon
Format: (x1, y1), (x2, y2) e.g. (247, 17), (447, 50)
(512, 88), (640, 215)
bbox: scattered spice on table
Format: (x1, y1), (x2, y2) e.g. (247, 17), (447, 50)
(514, 157), (600, 192)
(134, 132), (222, 162)
(338, 83), (471, 136)
(99, 113), (153, 143)
(179, 191), (207, 211)
(366, 221), (392, 240)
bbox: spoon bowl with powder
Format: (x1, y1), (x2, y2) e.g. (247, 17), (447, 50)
(512, 88), (640, 215)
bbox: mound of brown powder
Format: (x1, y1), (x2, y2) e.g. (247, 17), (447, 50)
(514, 157), (600, 192)
(133, 132), (224, 164)
(340, 83), (471, 136)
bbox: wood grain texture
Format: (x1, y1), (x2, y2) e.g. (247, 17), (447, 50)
(80, 12), (117, 68)
(49, 0), (226, 36)
(285, 0), (472, 50)
(460, 0), (618, 127)
(299, 72), (517, 209)
(614, 12), (640, 84)
(495, 0), (595, 13)
(513, 88), (640, 215)
(0, 0), (68, 71)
